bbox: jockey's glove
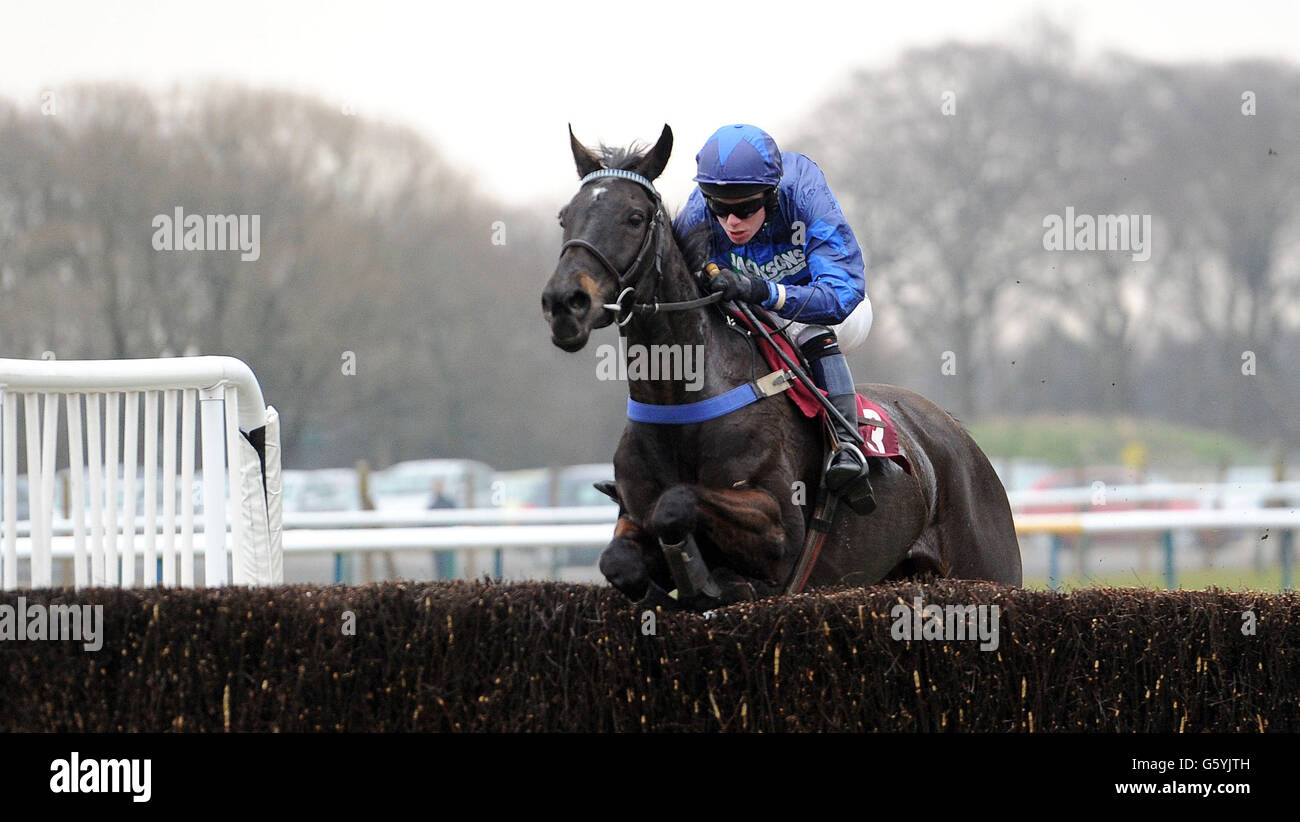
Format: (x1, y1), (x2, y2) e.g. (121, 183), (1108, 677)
(709, 268), (771, 305)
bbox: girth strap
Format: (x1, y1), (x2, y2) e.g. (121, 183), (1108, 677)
(627, 369), (796, 424)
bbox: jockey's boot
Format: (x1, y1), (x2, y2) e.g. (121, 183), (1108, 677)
(826, 393), (878, 514)
(799, 331), (877, 515)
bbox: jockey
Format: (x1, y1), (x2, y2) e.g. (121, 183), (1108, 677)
(673, 123), (880, 514)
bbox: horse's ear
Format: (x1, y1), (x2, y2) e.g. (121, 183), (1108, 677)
(592, 480), (622, 508)
(634, 124), (673, 182)
(570, 124), (603, 178)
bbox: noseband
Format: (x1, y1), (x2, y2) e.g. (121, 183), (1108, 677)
(558, 168), (720, 326)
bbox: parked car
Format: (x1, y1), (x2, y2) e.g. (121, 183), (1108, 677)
(492, 468), (551, 509)
(0, 475), (31, 521)
(554, 463), (614, 566)
(280, 470), (309, 513)
(370, 459), (495, 510)
(492, 463), (616, 509)
(293, 468), (362, 512)
(556, 463), (615, 507)
(52, 468), (206, 519)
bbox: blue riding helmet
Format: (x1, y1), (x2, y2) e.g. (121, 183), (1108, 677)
(694, 124), (783, 198)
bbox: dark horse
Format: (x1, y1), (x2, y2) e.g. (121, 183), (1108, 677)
(543, 125), (1021, 609)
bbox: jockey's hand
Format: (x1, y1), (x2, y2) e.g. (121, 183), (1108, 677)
(709, 269), (770, 305)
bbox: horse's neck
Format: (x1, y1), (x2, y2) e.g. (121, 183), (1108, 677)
(622, 250), (743, 406)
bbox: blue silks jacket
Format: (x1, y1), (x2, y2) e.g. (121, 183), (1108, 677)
(673, 152), (866, 326)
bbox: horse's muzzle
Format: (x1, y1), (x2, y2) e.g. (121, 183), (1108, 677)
(542, 277), (607, 351)
(550, 329), (589, 352)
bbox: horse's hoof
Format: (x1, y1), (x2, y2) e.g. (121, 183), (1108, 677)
(678, 590), (724, 613)
(636, 581), (681, 612)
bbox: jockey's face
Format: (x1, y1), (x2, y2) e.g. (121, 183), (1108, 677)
(711, 193), (766, 245)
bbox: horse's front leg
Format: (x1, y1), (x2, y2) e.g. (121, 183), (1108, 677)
(598, 515), (674, 602)
(650, 484), (790, 608)
(692, 485), (792, 586)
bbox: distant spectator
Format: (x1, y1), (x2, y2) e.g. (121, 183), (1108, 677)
(427, 479), (456, 510)
(428, 478), (458, 580)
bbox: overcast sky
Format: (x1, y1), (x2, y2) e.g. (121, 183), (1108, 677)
(2, 0), (1296, 209)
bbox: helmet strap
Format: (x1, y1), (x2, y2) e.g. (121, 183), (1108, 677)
(763, 188), (780, 224)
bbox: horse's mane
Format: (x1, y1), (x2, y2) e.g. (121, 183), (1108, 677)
(673, 222), (713, 275)
(594, 141), (650, 171)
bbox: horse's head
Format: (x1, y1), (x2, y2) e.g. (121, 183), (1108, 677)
(543, 124), (673, 352)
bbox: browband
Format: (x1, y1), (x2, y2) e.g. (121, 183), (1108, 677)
(579, 168), (659, 198)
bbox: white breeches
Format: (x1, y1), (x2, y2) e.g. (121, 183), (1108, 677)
(786, 295), (873, 352)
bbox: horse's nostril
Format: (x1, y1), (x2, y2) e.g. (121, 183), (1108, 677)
(567, 291), (591, 314)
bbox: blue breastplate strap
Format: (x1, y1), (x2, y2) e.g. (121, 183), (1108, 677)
(626, 369), (796, 424)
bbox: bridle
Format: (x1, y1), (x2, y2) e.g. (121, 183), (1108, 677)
(558, 168), (720, 326)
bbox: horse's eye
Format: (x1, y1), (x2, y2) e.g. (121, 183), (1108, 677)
(557, 211), (566, 228)
(628, 212), (645, 227)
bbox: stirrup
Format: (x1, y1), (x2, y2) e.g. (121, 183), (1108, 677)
(823, 443), (877, 515)
(824, 441), (867, 489)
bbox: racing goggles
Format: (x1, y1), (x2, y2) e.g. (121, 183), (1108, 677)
(704, 193), (768, 220)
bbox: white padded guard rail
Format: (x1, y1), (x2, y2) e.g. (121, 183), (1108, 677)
(0, 356), (280, 588)
(0, 357), (267, 432)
